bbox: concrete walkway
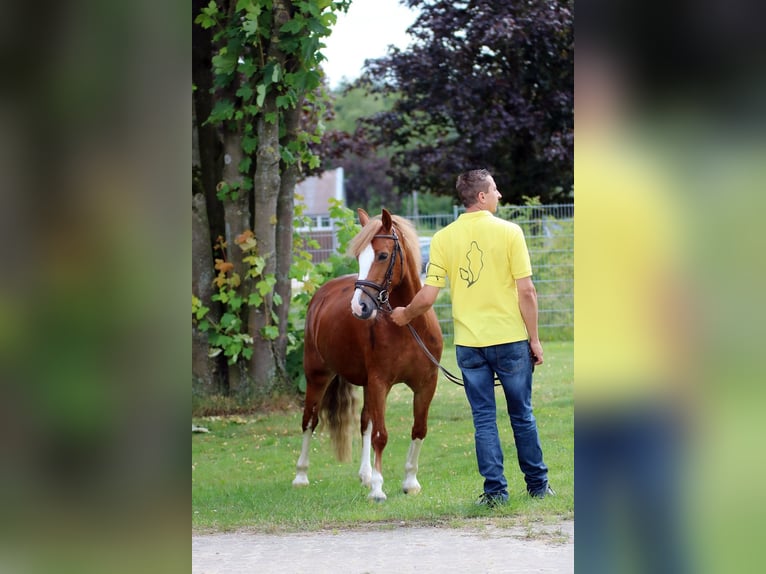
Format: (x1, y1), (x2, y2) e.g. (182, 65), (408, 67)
(193, 521), (573, 573)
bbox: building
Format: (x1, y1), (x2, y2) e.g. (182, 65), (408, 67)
(294, 167), (345, 263)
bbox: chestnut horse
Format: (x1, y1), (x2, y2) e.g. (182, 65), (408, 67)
(292, 208), (443, 501)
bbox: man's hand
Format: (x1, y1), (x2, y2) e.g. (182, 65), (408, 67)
(529, 339), (544, 365)
(391, 285), (440, 327)
(391, 306), (410, 326)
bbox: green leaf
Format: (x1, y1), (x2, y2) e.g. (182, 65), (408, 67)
(248, 292), (263, 307)
(238, 156), (252, 173)
(271, 64), (280, 83)
(220, 313), (238, 328)
(242, 347), (253, 360)
(207, 99), (235, 123)
(194, 1), (218, 28)
(194, 13), (215, 29)
(256, 275), (277, 296)
(256, 84), (266, 107)
(212, 50), (238, 75)
(236, 85), (254, 101)
(239, 59), (258, 78)
(280, 17), (306, 34)
(280, 148), (295, 165)
(262, 325), (279, 340)
(198, 320), (210, 332)
(276, 94), (294, 109)
(273, 293), (283, 306)
(320, 12), (337, 28)
(242, 135), (258, 154)
(228, 295), (244, 311)
(195, 305), (210, 320)
(242, 16), (258, 36)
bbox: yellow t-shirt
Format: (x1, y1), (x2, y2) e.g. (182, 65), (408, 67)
(425, 210), (532, 346)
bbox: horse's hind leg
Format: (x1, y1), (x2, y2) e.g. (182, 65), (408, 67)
(292, 371), (331, 487)
(402, 377), (437, 495)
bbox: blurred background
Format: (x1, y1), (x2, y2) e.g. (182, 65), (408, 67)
(576, 0), (766, 572)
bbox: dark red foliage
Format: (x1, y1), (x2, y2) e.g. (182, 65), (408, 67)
(356, 0), (573, 204)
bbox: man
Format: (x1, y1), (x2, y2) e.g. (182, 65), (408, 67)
(391, 169), (553, 506)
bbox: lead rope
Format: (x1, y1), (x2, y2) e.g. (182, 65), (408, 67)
(380, 300), (500, 387)
(405, 323), (465, 386)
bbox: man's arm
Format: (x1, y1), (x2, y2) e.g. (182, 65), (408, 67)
(391, 285), (441, 326)
(517, 276), (544, 365)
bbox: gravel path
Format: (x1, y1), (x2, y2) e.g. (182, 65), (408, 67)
(192, 520), (574, 573)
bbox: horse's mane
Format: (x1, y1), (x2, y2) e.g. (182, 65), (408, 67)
(348, 213), (422, 282)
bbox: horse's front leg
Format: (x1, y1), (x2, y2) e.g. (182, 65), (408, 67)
(402, 378), (436, 495)
(370, 433), (388, 502)
(364, 385), (389, 502)
(402, 438), (423, 495)
(358, 416), (373, 488)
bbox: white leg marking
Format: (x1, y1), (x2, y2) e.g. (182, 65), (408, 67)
(292, 425), (312, 487)
(369, 468), (387, 502)
(351, 244), (374, 316)
(402, 438), (423, 495)
(358, 420), (373, 487)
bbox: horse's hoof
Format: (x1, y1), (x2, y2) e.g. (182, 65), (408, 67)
(368, 492), (387, 503)
(292, 475), (309, 487)
(359, 472), (372, 488)
(403, 485), (422, 496)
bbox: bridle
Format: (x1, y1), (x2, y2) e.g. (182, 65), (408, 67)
(353, 228), (404, 313)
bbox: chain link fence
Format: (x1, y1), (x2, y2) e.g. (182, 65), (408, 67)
(301, 204), (574, 341)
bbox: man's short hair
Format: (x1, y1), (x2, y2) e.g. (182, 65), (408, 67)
(456, 169), (493, 207)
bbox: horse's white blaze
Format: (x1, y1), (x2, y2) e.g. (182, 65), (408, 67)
(402, 438), (423, 495)
(369, 468), (386, 501)
(292, 424), (312, 487)
(358, 420), (373, 487)
(351, 244), (374, 316)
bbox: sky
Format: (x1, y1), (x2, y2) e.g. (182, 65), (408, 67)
(322, 0), (418, 89)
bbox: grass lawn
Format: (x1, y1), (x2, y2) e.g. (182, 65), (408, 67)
(192, 341), (573, 533)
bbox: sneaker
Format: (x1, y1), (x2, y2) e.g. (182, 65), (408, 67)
(528, 484), (556, 499)
(475, 492), (508, 508)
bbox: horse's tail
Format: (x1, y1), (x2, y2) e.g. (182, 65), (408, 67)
(319, 375), (357, 462)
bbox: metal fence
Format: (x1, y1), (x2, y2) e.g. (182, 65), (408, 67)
(301, 204), (574, 340)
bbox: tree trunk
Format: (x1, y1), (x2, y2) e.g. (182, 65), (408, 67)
(248, 0), (294, 393)
(221, 126), (251, 396)
(192, 0), (224, 241)
(274, 103), (302, 369)
(192, 194), (222, 394)
(249, 96), (281, 392)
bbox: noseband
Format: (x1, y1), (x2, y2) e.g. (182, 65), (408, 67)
(354, 229), (404, 312)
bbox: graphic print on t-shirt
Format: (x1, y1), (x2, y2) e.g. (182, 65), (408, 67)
(459, 241), (484, 287)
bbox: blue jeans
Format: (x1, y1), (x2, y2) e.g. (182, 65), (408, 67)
(456, 341), (548, 496)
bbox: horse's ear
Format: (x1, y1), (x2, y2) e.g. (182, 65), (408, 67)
(381, 208), (392, 231)
(358, 208), (370, 227)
